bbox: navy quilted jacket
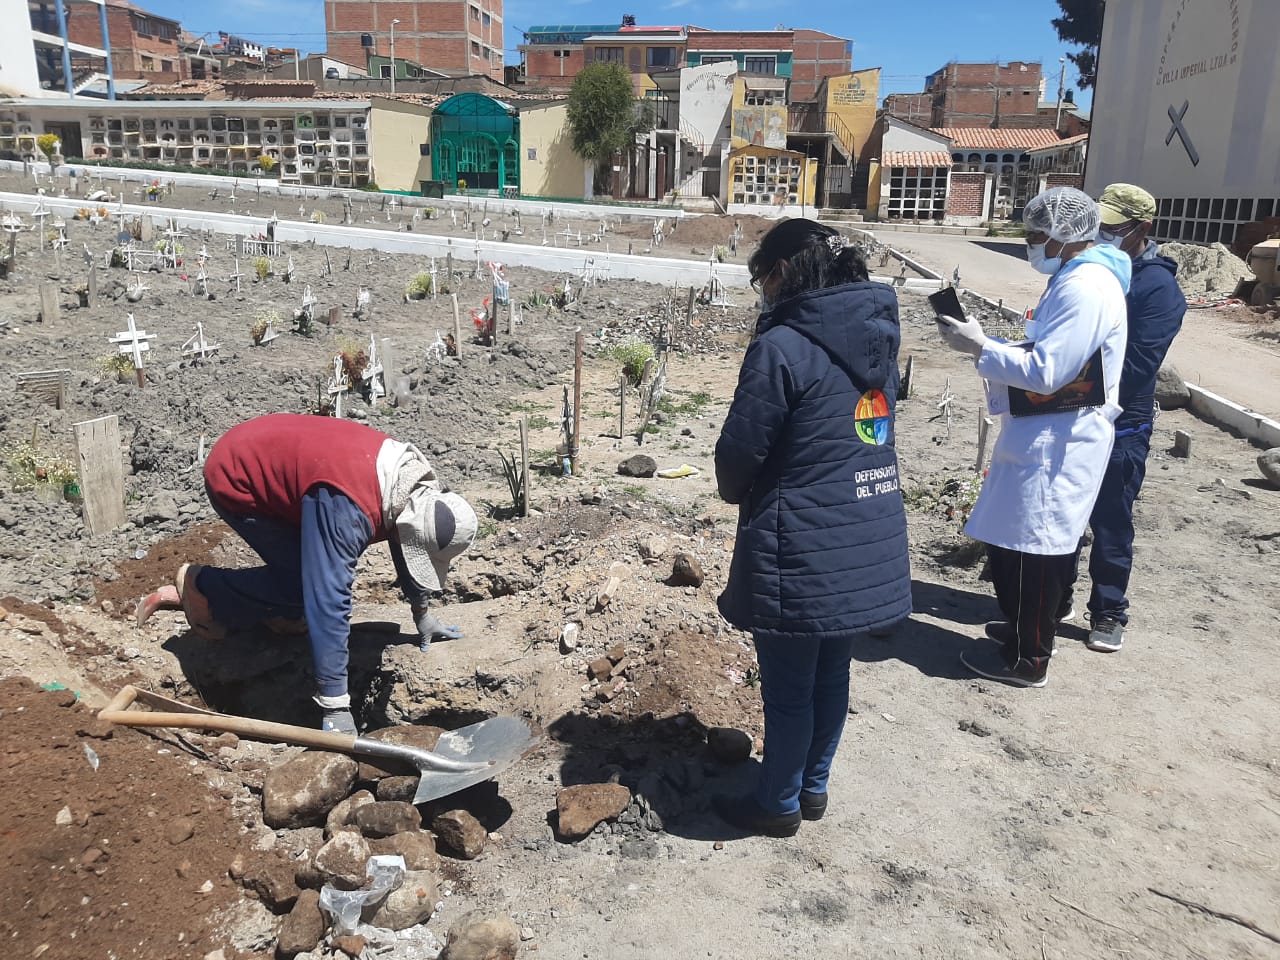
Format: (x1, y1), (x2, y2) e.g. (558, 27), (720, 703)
(715, 281), (912, 641)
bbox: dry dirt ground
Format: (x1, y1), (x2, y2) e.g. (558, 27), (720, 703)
(0, 190), (1277, 960)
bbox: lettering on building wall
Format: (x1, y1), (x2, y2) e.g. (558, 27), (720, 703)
(831, 76), (867, 106)
(1156, 0), (1240, 86)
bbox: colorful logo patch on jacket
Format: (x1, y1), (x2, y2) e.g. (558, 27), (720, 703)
(854, 390), (890, 445)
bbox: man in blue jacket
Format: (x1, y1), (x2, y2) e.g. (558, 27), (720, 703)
(1071, 183), (1186, 652)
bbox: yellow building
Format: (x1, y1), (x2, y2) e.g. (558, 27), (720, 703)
(519, 101), (589, 201)
(368, 98), (434, 193)
(725, 144), (818, 214)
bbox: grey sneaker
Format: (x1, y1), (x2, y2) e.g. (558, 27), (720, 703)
(1086, 617), (1124, 652)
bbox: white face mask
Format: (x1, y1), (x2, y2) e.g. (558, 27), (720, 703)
(1096, 230), (1125, 250)
(1026, 241), (1062, 275)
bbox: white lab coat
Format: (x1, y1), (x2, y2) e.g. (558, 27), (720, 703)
(965, 250), (1130, 555)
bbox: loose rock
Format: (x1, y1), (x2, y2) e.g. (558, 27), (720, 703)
(313, 831), (372, 890)
(369, 830), (440, 872)
(617, 454), (657, 478)
(556, 783), (631, 840)
(669, 553), (705, 587)
(241, 857), (300, 912)
(1258, 448), (1280, 487)
(364, 869), (439, 931)
(433, 809), (487, 860)
(276, 889), (326, 958)
(354, 800), (422, 838)
(325, 789), (375, 839)
(262, 752), (358, 829)
(706, 727), (752, 763)
(587, 657), (612, 681)
(375, 776), (420, 802)
(164, 817), (195, 845)
(1154, 364), (1190, 409)
(439, 911), (521, 960)
(333, 935), (367, 958)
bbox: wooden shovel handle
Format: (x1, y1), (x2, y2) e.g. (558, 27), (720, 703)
(99, 684), (358, 753)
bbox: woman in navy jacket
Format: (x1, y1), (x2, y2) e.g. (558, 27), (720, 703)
(714, 219), (912, 837)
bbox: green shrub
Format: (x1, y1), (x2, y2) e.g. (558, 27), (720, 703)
(253, 257), (270, 281)
(604, 339), (655, 386)
(405, 272), (433, 298)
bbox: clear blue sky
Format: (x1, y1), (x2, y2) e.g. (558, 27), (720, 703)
(146, 0), (1092, 111)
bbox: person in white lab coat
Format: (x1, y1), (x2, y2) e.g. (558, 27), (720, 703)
(935, 187), (1130, 687)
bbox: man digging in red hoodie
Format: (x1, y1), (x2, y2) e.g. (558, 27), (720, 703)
(136, 414), (478, 734)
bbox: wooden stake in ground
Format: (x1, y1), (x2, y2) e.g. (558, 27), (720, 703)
(519, 416), (530, 517)
(87, 263), (98, 307)
(618, 371), (627, 441)
(571, 328), (583, 476)
(683, 285), (695, 350)
(975, 416), (993, 473)
(451, 293), (463, 359)
(73, 414), (126, 536)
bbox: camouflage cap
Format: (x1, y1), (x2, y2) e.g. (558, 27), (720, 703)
(1098, 183), (1157, 225)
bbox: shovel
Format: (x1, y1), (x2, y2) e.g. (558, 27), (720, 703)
(98, 685), (538, 803)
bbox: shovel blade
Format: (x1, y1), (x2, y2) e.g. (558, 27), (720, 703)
(411, 715), (538, 804)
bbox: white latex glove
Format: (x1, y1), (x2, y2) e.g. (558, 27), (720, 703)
(936, 314), (987, 358)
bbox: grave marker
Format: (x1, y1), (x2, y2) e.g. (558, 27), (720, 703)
(73, 414), (126, 536)
(87, 263), (97, 306)
(450, 293), (462, 359)
(16, 369), (71, 409)
(326, 354), (351, 418)
(361, 335), (385, 403)
(39, 283), (60, 323)
(181, 322), (220, 359)
(108, 313), (154, 387)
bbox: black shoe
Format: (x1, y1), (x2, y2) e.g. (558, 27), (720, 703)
(961, 647), (1048, 688)
(799, 790), (827, 821)
(712, 793), (801, 838)
(984, 621), (1056, 658)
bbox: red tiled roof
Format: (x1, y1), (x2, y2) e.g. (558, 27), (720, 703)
(1025, 132), (1090, 154)
(931, 127), (1067, 150)
(882, 151), (953, 168)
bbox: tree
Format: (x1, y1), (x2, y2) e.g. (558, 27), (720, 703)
(1052, 0), (1105, 89)
(566, 62), (637, 161)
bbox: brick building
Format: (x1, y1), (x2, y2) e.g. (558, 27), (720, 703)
(790, 29), (852, 103)
(926, 61), (1042, 127)
(882, 92), (931, 126)
(581, 24), (686, 96)
(325, 0), (504, 82)
(64, 0), (211, 81)
(517, 23), (619, 93)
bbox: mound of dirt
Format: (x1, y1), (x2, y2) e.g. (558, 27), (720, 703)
(0, 678), (256, 960)
(1159, 241), (1252, 296)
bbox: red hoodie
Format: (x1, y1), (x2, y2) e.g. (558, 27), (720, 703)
(203, 414), (389, 539)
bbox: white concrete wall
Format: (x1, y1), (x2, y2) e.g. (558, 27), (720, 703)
(0, 0), (43, 97)
(677, 61), (737, 148)
(881, 117), (953, 155)
(1085, 0), (1280, 199)
(0, 159), (687, 223)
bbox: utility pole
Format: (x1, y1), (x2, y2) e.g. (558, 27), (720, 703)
(390, 19), (400, 94)
(1054, 56), (1067, 132)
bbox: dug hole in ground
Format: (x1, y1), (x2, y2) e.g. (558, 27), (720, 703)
(0, 196), (1276, 960)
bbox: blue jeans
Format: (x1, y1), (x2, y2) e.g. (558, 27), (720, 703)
(198, 494), (305, 630)
(1085, 430), (1150, 626)
(753, 634), (856, 816)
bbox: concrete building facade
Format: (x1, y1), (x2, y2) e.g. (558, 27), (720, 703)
(325, 0), (504, 82)
(64, 0), (208, 82)
(1084, 0), (1280, 249)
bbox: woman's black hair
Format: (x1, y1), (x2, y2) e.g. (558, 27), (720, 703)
(748, 218), (869, 302)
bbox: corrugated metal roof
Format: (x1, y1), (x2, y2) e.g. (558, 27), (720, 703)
(932, 127), (1067, 150)
(882, 151), (953, 168)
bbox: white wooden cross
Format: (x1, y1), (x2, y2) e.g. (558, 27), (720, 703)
(1, 212), (25, 234)
(559, 276), (576, 306)
(109, 313), (155, 376)
(705, 261), (729, 307)
(52, 219), (68, 252)
(31, 200), (50, 251)
(429, 257), (438, 300)
(255, 315), (280, 345)
(181, 321), (219, 358)
(360, 334), (385, 402)
(327, 354), (350, 418)
(450, 209), (458, 228)
(356, 286), (371, 313)
(228, 258), (244, 293)
(653, 219), (665, 247)
(284, 255), (295, 284)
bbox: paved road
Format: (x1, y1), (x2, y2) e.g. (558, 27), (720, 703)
(869, 229), (1280, 420)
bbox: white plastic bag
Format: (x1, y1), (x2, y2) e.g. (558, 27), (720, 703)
(318, 854), (406, 936)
